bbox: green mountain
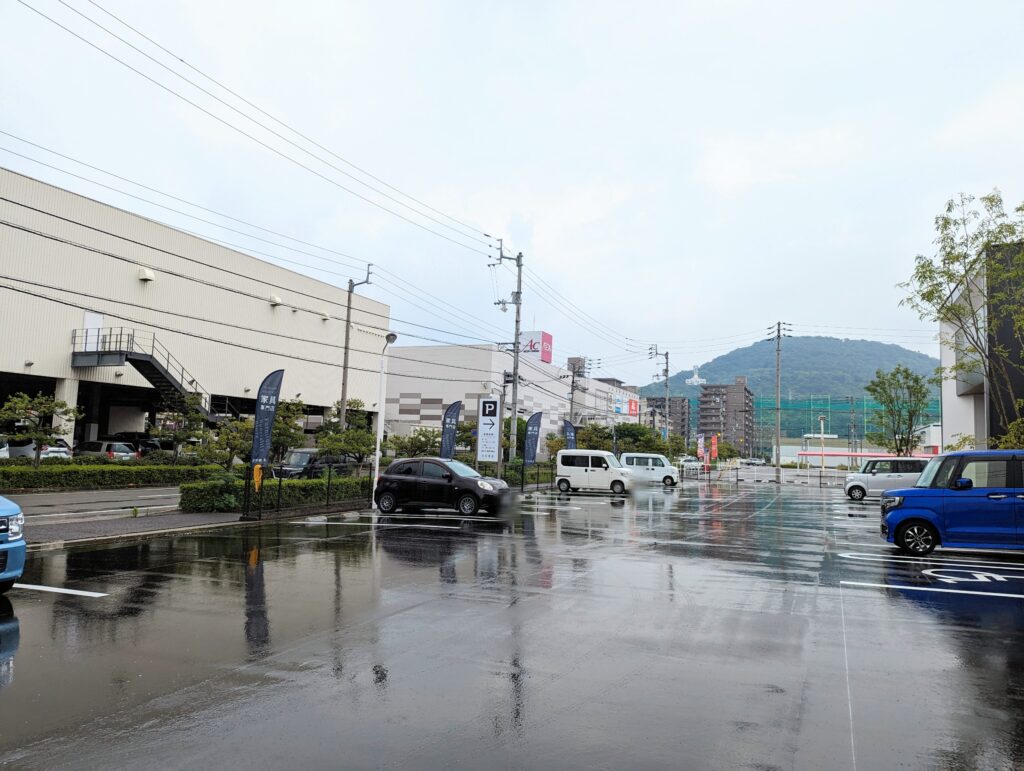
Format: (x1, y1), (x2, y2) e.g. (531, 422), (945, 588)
(641, 336), (939, 399)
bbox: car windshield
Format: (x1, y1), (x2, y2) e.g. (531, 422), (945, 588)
(858, 461), (874, 473)
(445, 459), (480, 478)
(915, 456), (945, 488)
(606, 454), (623, 468)
(284, 450), (315, 466)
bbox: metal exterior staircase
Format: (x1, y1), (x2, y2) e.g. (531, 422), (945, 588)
(71, 327), (215, 418)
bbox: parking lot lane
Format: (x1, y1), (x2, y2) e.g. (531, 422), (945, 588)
(3, 484), (1024, 767)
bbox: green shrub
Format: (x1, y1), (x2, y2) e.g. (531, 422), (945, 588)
(0, 453), (207, 467)
(0, 464), (222, 491)
(180, 475), (372, 512)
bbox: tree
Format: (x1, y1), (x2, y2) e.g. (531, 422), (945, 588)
(864, 366), (931, 455)
(457, 420), (477, 450)
(900, 191), (1024, 444)
(502, 417), (528, 457)
(611, 423), (664, 454)
(318, 428), (376, 471)
(0, 392), (82, 467)
(386, 427), (441, 458)
(576, 424), (612, 452)
(545, 432), (565, 458)
(150, 393), (209, 462)
(271, 399), (307, 463)
(201, 417), (254, 471)
(666, 434), (688, 459)
(715, 439), (740, 460)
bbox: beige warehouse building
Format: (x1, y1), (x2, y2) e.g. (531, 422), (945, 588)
(0, 167), (391, 442)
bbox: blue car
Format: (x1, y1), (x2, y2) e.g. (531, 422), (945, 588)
(880, 450), (1024, 555)
(0, 497), (26, 593)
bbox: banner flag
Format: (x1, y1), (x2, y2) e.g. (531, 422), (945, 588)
(524, 412), (543, 466)
(250, 369), (284, 491)
(563, 419), (577, 450)
(440, 401), (462, 459)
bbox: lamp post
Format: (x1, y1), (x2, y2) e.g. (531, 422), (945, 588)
(371, 332), (398, 509)
(818, 414), (826, 472)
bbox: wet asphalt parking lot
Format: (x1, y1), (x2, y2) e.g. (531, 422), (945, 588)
(2, 482), (1024, 769)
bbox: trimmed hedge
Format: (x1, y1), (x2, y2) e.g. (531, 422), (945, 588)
(180, 475), (372, 513)
(0, 464), (222, 491)
(0, 454), (208, 467)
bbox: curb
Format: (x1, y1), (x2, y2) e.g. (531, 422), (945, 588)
(27, 504), (370, 552)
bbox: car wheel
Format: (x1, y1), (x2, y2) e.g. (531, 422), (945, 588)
(0, 580), (14, 595)
(848, 486), (866, 501)
(896, 521), (938, 556)
(377, 492), (397, 513)
(457, 494), (479, 516)
(662, 476), (676, 487)
(611, 480), (626, 495)
(557, 479), (571, 493)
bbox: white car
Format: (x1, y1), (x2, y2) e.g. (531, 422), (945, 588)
(7, 438), (72, 459)
(556, 449), (631, 494)
(75, 441), (137, 461)
(620, 453), (678, 486)
(844, 457), (929, 501)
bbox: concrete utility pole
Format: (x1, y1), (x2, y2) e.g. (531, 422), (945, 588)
(663, 351), (670, 442)
(340, 264), (372, 429)
(767, 322), (791, 483)
(497, 370), (512, 479)
(648, 345), (670, 440)
(492, 246), (524, 462)
(568, 357), (589, 423)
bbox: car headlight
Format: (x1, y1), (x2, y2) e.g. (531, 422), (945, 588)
(880, 495), (903, 515)
(8, 513), (24, 539)
(477, 480), (495, 492)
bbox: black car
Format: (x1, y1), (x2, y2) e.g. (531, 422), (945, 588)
(277, 449), (350, 479)
(373, 457), (509, 516)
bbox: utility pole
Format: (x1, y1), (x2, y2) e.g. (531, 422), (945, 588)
(496, 370), (512, 479)
(492, 245), (524, 463)
(340, 263), (372, 429)
(567, 357), (589, 423)
(767, 322), (791, 483)
(649, 345), (670, 441)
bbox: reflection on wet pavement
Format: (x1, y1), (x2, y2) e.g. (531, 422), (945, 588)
(1, 483), (1024, 767)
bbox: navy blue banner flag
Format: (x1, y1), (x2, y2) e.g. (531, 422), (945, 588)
(524, 411), (543, 466)
(563, 420), (577, 450)
(440, 401), (462, 459)
(250, 369), (284, 467)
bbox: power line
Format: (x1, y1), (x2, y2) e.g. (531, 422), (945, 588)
(0, 209), (496, 343)
(0, 282), (500, 385)
(0, 137), (511, 340)
(13, 0), (493, 256)
(81, 0), (489, 238)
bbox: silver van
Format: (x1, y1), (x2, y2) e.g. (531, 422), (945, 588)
(844, 457), (929, 500)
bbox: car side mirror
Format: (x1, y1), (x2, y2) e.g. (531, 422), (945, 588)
(443, 473), (453, 481)
(954, 478), (973, 490)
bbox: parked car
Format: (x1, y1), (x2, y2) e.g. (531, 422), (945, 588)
(109, 433), (162, 455)
(277, 448), (350, 479)
(677, 455), (702, 472)
(619, 452), (678, 486)
(556, 449), (631, 494)
(6, 438), (72, 460)
(0, 496), (26, 594)
(0, 439), (7, 460)
(881, 450), (1024, 555)
(75, 441), (138, 461)
(741, 458), (767, 466)
(373, 457), (509, 515)
(844, 457), (929, 501)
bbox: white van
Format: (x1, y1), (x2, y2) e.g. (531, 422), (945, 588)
(620, 453), (679, 486)
(556, 450), (631, 494)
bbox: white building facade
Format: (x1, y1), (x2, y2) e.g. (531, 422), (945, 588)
(0, 168), (391, 442)
(385, 344), (645, 458)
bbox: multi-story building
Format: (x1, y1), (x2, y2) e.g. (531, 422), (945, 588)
(644, 396), (691, 445)
(385, 346), (642, 459)
(0, 167), (391, 442)
(698, 376), (755, 454)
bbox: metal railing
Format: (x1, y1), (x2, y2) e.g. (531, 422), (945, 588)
(72, 327), (212, 413)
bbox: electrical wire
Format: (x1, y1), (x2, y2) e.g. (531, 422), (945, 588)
(81, 0), (488, 238)
(13, 0), (493, 256)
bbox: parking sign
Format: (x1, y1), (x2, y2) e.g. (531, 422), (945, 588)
(477, 398), (501, 462)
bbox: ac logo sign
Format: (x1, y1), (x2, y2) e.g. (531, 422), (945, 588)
(519, 330), (553, 364)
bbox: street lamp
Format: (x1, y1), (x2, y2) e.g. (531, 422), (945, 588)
(818, 414), (826, 471)
(371, 332), (398, 509)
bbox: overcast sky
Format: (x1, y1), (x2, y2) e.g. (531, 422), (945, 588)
(3, 0), (1022, 386)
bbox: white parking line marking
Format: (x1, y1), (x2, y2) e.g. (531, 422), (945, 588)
(840, 552), (1024, 570)
(13, 583), (108, 598)
(841, 580), (1024, 600)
